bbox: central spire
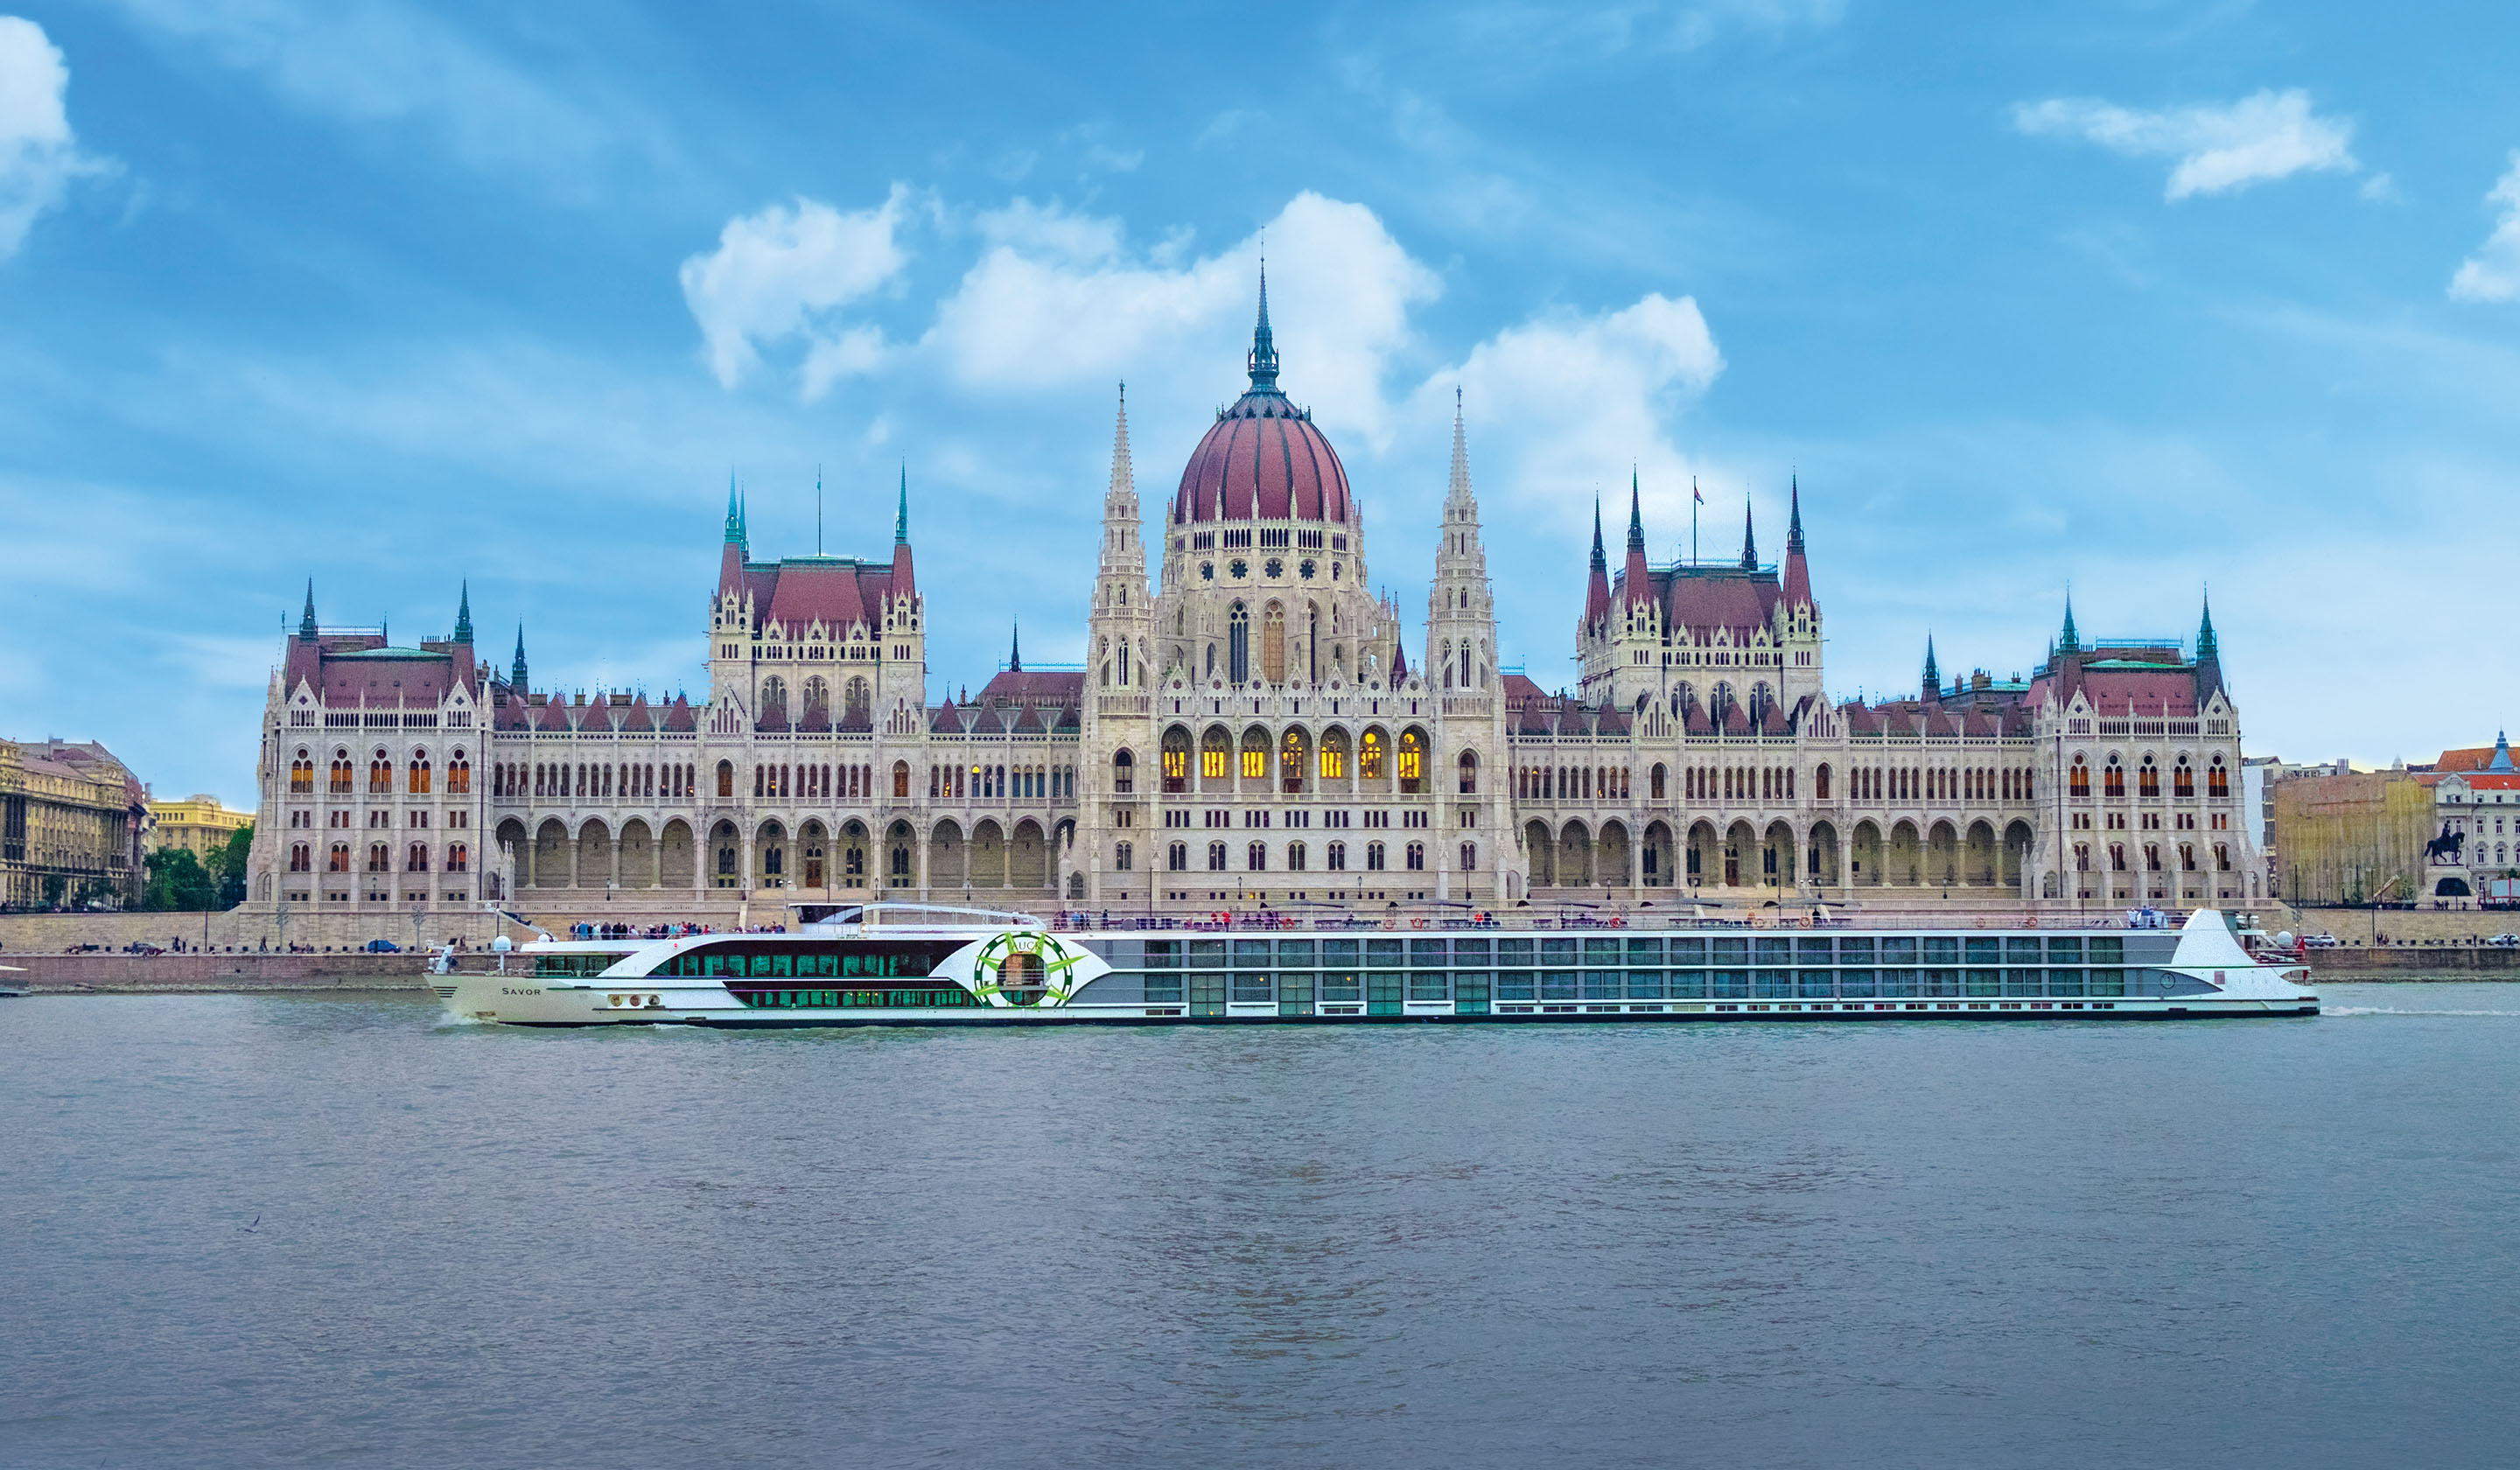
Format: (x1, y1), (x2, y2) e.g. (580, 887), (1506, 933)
(1739, 494), (1759, 570)
(1248, 261), (1280, 393)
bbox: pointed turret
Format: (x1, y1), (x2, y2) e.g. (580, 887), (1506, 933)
(510, 624), (528, 690)
(452, 582), (473, 646)
(1248, 262), (1280, 393)
(1922, 636), (1942, 701)
(1739, 495), (1759, 570)
(1620, 471), (1652, 608)
(1088, 383), (1152, 697)
(2194, 589), (2223, 699)
(1584, 498), (1612, 628)
(2058, 593), (2081, 655)
(298, 580), (317, 640)
(2491, 731), (2515, 774)
(1781, 475), (1814, 611)
(723, 475), (745, 547)
(891, 463), (917, 600)
(1008, 620), (1023, 673)
(1427, 390), (1495, 695)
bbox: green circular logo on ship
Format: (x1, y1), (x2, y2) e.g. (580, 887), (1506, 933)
(971, 931), (1085, 1007)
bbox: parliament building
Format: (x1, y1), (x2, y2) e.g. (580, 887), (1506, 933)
(246, 279), (2259, 925)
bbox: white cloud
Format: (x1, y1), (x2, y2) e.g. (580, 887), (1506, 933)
(923, 192), (1442, 449)
(2449, 153), (2520, 304)
(1412, 294), (1725, 536)
(0, 17), (110, 259)
(2011, 88), (2357, 200)
(679, 186), (914, 397)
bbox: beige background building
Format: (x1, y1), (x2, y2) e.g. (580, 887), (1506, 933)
(2, 738), (149, 910)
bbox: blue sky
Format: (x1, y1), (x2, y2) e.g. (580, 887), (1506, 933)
(4, 1), (2517, 805)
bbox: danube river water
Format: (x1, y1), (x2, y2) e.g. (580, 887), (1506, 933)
(4, 984), (2516, 1469)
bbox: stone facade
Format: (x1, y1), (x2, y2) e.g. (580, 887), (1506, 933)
(2, 737), (148, 910)
(243, 281), (2258, 925)
(146, 794), (254, 857)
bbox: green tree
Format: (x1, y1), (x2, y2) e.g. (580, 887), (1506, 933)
(205, 824), (254, 909)
(144, 847), (217, 912)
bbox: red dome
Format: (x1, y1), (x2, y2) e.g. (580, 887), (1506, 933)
(1172, 393), (1354, 525)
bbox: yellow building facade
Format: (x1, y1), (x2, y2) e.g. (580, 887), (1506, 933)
(147, 794), (254, 858)
(1, 738), (149, 910)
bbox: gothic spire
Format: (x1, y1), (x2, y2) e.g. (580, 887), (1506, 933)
(1008, 619), (1022, 673)
(1110, 382), (1135, 498)
(511, 624), (528, 689)
(298, 579), (317, 640)
(453, 581), (472, 645)
(724, 474), (742, 544)
(1590, 498), (1607, 574)
(1247, 261), (1280, 392)
(1446, 387), (1473, 505)
(2196, 588), (2218, 663)
(895, 463), (909, 545)
(1739, 494), (1758, 570)
(1787, 474), (1805, 554)
(1626, 469), (1645, 553)
(2058, 592), (2081, 655)
(1922, 635), (1941, 698)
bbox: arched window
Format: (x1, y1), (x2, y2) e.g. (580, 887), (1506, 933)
(1360, 730), (1385, 780)
(328, 844), (349, 872)
(1115, 840), (1133, 872)
(1460, 752), (1480, 795)
(2104, 756), (2124, 798)
(1228, 603), (1250, 685)
(289, 843), (311, 872)
(2208, 758), (2230, 798)
(1460, 841), (1477, 872)
(1167, 842), (1187, 872)
(1113, 749), (1136, 794)
(2214, 843), (2230, 872)
(1208, 841), (1228, 872)
(1326, 841), (1348, 872)
(1287, 841), (1307, 872)
(367, 843), (390, 873)
(448, 844), (468, 872)
(331, 751), (354, 794)
(1161, 729), (1191, 793)
(1366, 841), (1387, 872)
(290, 752), (313, 794)
(1248, 840), (1267, 871)
(2070, 755), (2090, 797)
(407, 843), (430, 872)
(892, 761), (910, 799)
(448, 750), (471, 794)
(716, 760), (734, 799)
(368, 750), (392, 794)
(1816, 763), (1832, 801)
(2173, 757), (2194, 798)
(1280, 729), (1309, 794)
(2138, 756), (2160, 798)
(1397, 730), (1426, 793)
(1201, 727), (1230, 781)
(409, 752), (431, 794)
(1405, 842), (1424, 871)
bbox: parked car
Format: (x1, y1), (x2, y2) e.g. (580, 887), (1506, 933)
(2486, 934), (2520, 948)
(362, 939), (401, 953)
(2301, 933), (2342, 948)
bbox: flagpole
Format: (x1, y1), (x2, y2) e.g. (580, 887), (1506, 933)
(1690, 477), (1699, 564)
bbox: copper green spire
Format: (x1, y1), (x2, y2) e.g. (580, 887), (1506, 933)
(298, 579), (317, 639)
(2058, 592), (2081, 655)
(2195, 589), (2217, 663)
(511, 624), (528, 689)
(896, 463), (909, 545)
(453, 581), (472, 644)
(1922, 635), (1940, 697)
(1247, 261), (1280, 392)
(1008, 618), (1022, 673)
(724, 474), (742, 544)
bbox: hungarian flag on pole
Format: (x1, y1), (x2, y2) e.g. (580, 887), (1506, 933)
(1692, 481), (1704, 505)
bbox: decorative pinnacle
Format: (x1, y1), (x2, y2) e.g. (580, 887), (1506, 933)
(1590, 498), (1607, 572)
(1008, 619), (1022, 673)
(724, 474), (742, 544)
(1248, 260), (1280, 392)
(511, 623), (528, 688)
(2059, 591), (2081, 654)
(1740, 494), (1758, 570)
(298, 579), (317, 639)
(1627, 468), (1645, 553)
(2196, 587), (2217, 662)
(1788, 474), (1805, 555)
(1923, 635), (1940, 697)
(895, 463), (909, 546)
(453, 581), (472, 644)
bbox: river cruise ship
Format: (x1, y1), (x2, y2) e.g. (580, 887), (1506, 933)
(442, 904), (2317, 1026)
